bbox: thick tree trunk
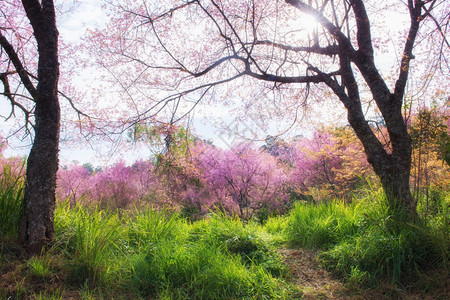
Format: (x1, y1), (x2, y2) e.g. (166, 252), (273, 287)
(17, 0), (60, 255)
(369, 109), (415, 216)
(18, 102), (60, 254)
(345, 98), (415, 217)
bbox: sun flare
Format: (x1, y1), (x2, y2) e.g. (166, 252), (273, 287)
(301, 14), (319, 32)
(287, 13), (319, 34)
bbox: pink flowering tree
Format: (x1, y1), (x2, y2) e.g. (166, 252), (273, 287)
(56, 160), (159, 209)
(56, 164), (91, 206)
(281, 127), (372, 201)
(193, 143), (289, 220)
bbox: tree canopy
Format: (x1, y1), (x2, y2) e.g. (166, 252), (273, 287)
(85, 0), (448, 215)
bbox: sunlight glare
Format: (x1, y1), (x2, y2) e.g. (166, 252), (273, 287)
(288, 13), (318, 34)
(301, 14), (319, 33)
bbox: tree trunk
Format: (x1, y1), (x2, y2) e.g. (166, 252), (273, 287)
(18, 102), (60, 254)
(17, 0), (60, 255)
(376, 150), (415, 215)
(345, 97), (416, 217)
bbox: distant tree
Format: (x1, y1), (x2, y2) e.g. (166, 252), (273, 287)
(262, 135), (289, 158)
(82, 163), (95, 174)
(57, 164), (91, 206)
(409, 105), (450, 204)
(56, 160), (158, 209)
(286, 127), (372, 201)
(196, 143), (288, 219)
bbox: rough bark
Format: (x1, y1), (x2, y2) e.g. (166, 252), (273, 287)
(16, 0), (60, 255)
(284, 0), (420, 216)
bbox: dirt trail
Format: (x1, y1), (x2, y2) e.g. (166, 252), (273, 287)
(279, 247), (450, 300)
(279, 247), (355, 299)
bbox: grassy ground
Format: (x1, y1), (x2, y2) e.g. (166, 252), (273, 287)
(1, 204), (300, 299)
(0, 171), (449, 299)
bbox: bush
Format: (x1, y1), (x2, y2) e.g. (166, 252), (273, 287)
(285, 194), (450, 287)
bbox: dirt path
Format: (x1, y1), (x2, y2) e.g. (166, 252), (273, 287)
(279, 247), (450, 300)
(279, 247), (355, 299)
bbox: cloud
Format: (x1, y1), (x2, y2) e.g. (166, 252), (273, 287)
(58, 0), (107, 42)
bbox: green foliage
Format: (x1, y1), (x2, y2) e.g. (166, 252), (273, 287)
(51, 203), (292, 298)
(131, 239), (287, 299)
(285, 191), (450, 287)
(27, 254), (53, 279)
(206, 214), (288, 277)
(129, 212), (290, 299)
(126, 206), (181, 251)
(54, 202), (125, 286)
(286, 201), (359, 249)
(130, 122), (195, 159)
(0, 160), (25, 237)
(410, 107), (449, 166)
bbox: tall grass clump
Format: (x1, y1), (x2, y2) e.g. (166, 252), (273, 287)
(131, 238), (288, 299)
(130, 212), (291, 299)
(126, 206), (181, 251)
(285, 200), (359, 249)
(205, 213), (288, 277)
(0, 159), (25, 238)
(54, 202), (125, 286)
(285, 188), (450, 288)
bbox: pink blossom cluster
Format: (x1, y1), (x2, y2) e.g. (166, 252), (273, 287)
(183, 142), (289, 219)
(2, 127), (373, 214)
(56, 160), (159, 208)
(53, 127), (372, 214)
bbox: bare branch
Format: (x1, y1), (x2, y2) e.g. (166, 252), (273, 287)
(422, 3), (450, 50)
(141, 0), (198, 24)
(285, 0), (356, 56)
(394, 0), (424, 101)
(0, 31), (38, 99)
(137, 72), (248, 122)
(0, 71), (34, 131)
(58, 90), (91, 120)
(255, 40), (339, 56)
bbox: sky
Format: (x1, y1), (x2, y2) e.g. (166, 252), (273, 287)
(0, 0), (384, 165)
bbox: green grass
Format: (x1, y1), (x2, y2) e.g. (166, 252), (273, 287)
(128, 212), (291, 299)
(0, 160), (25, 237)
(26, 254), (53, 279)
(284, 189), (450, 288)
(131, 238), (287, 299)
(51, 203), (293, 298)
(285, 200), (359, 249)
(0, 163), (448, 298)
(55, 202), (125, 287)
